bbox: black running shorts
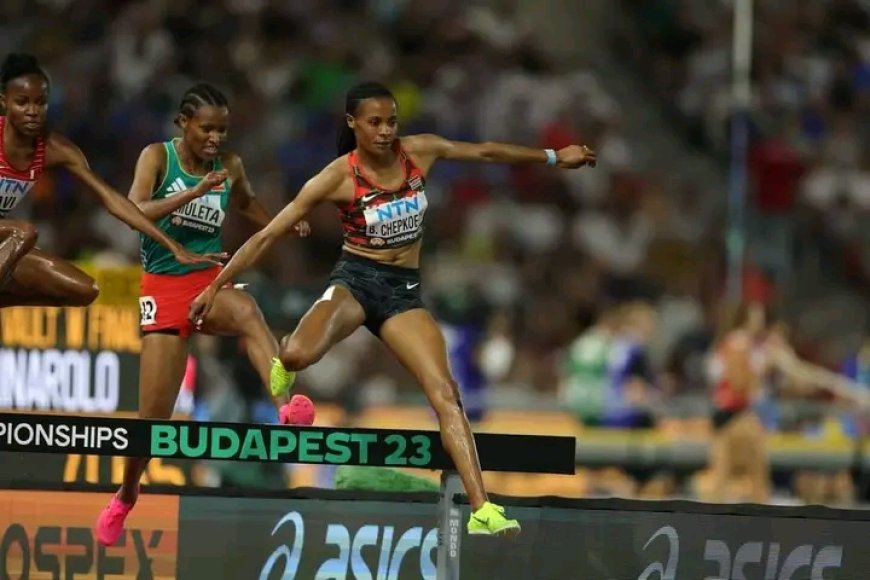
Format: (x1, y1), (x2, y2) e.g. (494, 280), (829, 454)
(328, 252), (424, 335)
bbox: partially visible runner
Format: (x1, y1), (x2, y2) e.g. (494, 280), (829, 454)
(707, 302), (868, 503)
(707, 301), (775, 503)
(0, 53), (216, 307)
(95, 83), (312, 546)
(190, 82), (597, 536)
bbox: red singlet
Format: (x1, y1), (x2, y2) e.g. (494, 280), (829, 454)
(712, 332), (768, 412)
(0, 117), (46, 218)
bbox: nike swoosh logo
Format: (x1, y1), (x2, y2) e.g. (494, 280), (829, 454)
(361, 193), (381, 203)
(406, 282), (420, 290)
(472, 516), (489, 525)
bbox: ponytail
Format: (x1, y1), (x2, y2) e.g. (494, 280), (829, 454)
(337, 81), (395, 156)
(336, 123), (357, 156)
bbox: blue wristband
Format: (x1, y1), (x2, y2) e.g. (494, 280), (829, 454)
(544, 149), (558, 166)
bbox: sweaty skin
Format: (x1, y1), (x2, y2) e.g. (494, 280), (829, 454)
(188, 95), (596, 513)
(0, 73), (218, 308)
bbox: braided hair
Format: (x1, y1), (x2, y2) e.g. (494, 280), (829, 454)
(175, 83), (229, 127)
(336, 81), (395, 156)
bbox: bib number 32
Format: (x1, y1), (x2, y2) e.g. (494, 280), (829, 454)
(139, 296), (158, 326)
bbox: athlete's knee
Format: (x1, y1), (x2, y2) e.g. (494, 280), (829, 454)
(278, 336), (322, 372)
(426, 377), (463, 416)
(69, 276), (99, 306)
(3, 222), (38, 250)
(234, 294), (265, 327)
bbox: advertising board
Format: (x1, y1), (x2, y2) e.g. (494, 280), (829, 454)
(0, 490), (178, 580)
(176, 495), (870, 579)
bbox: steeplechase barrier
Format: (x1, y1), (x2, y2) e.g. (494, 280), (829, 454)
(1, 412), (869, 579)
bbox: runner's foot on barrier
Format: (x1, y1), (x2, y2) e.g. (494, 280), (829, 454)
(270, 357), (296, 397)
(467, 502), (521, 537)
(96, 487), (138, 546)
(280, 394), (316, 425)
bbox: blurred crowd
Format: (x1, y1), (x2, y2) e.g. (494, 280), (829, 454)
(606, 0), (870, 503)
(1, 0), (869, 502)
(617, 0), (869, 310)
(1, 0), (701, 400)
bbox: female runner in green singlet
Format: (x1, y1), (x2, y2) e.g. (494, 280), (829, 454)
(96, 83), (311, 546)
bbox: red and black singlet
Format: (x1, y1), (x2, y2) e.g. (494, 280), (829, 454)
(338, 147), (428, 250)
(0, 117), (46, 218)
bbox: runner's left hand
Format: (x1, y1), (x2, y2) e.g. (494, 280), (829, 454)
(173, 248), (228, 267)
(556, 145), (597, 168)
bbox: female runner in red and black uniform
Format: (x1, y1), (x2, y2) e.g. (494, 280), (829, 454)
(0, 53), (215, 307)
(190, 82), (597, 536)
(707, 301), (773, 503)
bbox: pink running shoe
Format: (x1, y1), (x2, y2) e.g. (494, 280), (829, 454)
(95, 494), (136, 547)
(279, 394), (316, 425)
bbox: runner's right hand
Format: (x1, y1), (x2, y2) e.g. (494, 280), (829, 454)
(189, 286), (218, 328)
(198, 170), (229, 193)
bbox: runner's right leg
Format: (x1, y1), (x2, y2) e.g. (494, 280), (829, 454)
(270, 285), (366, 395)
(96, 333), (189, 546)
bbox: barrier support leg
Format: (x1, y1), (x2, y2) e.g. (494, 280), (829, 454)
(436, 470), (462, 580)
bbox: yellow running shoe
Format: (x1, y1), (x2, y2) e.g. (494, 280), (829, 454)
(467, 502), (521, 537)
(270, 357), (296, 397)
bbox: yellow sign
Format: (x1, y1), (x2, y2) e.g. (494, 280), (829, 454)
(74, 262), (142, 306)
(0, 305), (141, 353)
(0, 305), (142, 412)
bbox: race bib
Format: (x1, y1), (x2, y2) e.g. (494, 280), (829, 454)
(139, 296), (158, 326)
(169, 193), (227, 234)
(0, 176), (36, 217)
(363, 191), (427, 245)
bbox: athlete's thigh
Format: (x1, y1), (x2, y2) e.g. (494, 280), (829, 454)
(198, 288), (266, 336)
(378, 308), (452, 383)
(138, 333), (190, 419)
(288, 284), (366, 350)
(3, 247), (95, 295)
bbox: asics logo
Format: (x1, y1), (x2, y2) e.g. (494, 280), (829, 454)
(639, 525), (679, 580)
